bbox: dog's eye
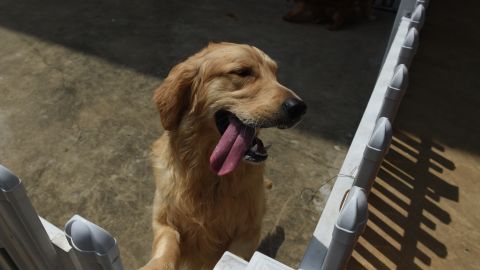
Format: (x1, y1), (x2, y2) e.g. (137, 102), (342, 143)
(230, 68), (253, 77)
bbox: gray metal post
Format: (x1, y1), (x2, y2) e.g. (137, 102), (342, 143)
(378, 65), (409, 120)
(64, 215), (123, 270)
(320, 187), (368, 270)
(398, 27), (419, 67)
(0, 165), (59, 270)
(382, 0), (418, 57)
(408, 4), (426, 31)
(353, 118), (392, 192)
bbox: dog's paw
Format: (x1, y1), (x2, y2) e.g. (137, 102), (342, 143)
(139, 258), (175, 270)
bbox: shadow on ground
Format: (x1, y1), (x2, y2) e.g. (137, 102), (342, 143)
(0, 0), (395, 140)
(349, 131), (458, 269)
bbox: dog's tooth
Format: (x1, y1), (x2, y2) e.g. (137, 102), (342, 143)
(244, 154), (255, 161)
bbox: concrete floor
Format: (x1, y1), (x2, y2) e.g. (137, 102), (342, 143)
(348, 0), (480, 269)
(0, 0), (395, 269)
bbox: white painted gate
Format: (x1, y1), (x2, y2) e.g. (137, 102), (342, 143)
(0, 165), (123, 270)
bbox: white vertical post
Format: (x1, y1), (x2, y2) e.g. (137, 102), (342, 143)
(320, 187), (368, 270)
(378, 65), (409, 120)
(64, 215), (123, 270)
(416, 0), (429, 8)
(0, 165), (59, 270)
(409, 4), (426, 31)
(353, 118), (392, 192)
(300, 17), (412, 270)
(398, 27), (419, 67)
(382, 0), (418, 56)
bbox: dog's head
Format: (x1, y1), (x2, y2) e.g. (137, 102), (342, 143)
(154, 42), (306, 175)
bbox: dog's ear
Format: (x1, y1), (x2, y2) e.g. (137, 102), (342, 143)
(153, 61), (198, 130)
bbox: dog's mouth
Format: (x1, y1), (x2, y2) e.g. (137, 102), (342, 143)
(209, 110), (269, 176)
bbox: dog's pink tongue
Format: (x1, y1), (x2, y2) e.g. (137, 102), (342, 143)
(210, 116), (255, 176)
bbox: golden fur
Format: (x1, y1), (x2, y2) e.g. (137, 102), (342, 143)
(141, 42), (303, 270)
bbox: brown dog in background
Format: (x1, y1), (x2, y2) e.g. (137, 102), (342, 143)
(141, 43), (306, 270)
(284, 0), (373, 30)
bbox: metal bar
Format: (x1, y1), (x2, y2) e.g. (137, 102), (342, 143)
(299, 16), (412, 270)
(320, 187), (368, 270)
(398, 27), (420, 67)
(408, 4), (426, 31)
(383, 0), (418, 57)
(352, 118), (392, 193)
(64, 215), (123, 270)
(378, 64), (409, 120)
(39, 217), (83, 270)
(0, 165), (59, 270)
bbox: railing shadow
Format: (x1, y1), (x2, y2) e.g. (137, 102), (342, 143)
(348, 130), (458, 269)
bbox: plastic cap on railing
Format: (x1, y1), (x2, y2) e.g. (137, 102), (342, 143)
(416, 0), (429, 8)
(0, 164), (21, 192)
(65, 215), (123, 269)
(403, 27), (419, 50)
(66, 217), (116, 255)
(398, 28), (419, 67)
(390, 65), (409, 92)
(320, 187), (368, 270)
(409, 4), (426, 30)
(379, 66), (409, 120)
(370, 118), (392, 150)
(353, 118), (392, 191)
(364, 117), (392, 162)
(337, 187), (368, 233)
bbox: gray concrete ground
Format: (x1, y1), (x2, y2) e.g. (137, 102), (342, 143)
(0, 0), (394, 268)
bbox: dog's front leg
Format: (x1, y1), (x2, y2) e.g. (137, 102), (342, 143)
(140, 224), (181, 270)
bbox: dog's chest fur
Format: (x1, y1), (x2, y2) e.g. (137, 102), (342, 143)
(151, 133), (266, 268)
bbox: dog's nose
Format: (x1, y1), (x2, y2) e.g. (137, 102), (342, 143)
(282, 98), (307, 119)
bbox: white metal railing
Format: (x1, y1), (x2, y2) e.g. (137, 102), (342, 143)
(300, 2), (426, 269)
(0, 165), (123, 270)
(216, 0), (427, 269)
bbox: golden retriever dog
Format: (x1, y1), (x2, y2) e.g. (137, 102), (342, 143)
(284, 0), (373, 30)
(141, 42), (307, 270)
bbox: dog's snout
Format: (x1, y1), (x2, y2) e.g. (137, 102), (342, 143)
(282, 98), (307, 119)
